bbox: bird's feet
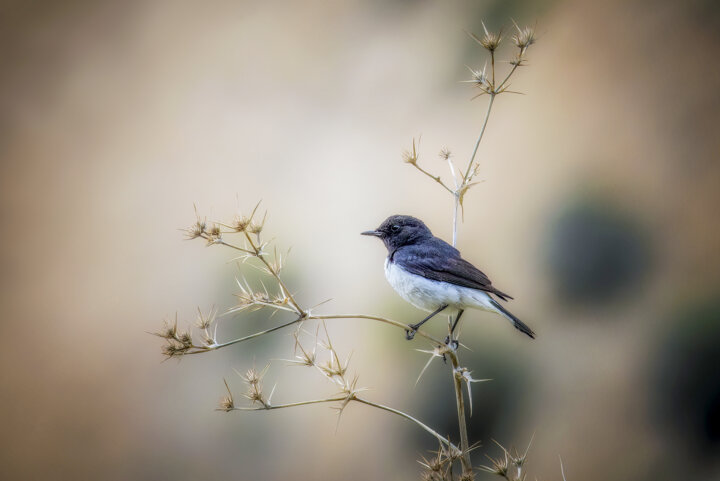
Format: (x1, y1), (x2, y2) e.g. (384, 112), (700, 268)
(405, 326), (417, 340)
(444, 335), (459, 351)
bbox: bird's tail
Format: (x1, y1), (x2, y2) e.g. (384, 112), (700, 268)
(489, 299), (536, 339)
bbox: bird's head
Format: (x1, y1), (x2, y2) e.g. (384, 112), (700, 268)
(361, 215), (433, 251)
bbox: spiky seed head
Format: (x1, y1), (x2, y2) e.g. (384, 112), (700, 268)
(158, 320), (178, 339)
(468, 67), (488, 86)
(161, 341), (186, 358)
(513, 25), (535, 49)
(245, 383), (265, 405)
(481, 450), (510, 477)
(297, 350), (316, 367)
(402, 152), (417, 164)
(481, 31), (501, 51)
(439, 148), (452, 160)
(233, 216), (251, 232)
(402, 149), (418, 165)
(195, 310), (215, 330)
(208, 224), (221, 237)
(243, 367), (261, 385)
(187, 220), (206, 239)
(219, 395), (234, 412)
(177, 330), (193, 347)
(248, 222), (263, 235)
(402, 137), (419, 165)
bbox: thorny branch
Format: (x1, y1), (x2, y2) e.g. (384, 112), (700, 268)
(156, 20), (542, 481)
(156, 206), (460, 452)
(402, 21), (536, 480)
(407, 21), (535, 248)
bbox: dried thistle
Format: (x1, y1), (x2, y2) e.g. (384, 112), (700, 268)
(233, 215), (251, 232)
(245, 382), (265, 405)
(195, 307), (216, 330)
(464, 64), (489, 88)
(290, 333), (317, 367)
(512, 23), (535, 49)
(470, 22), (502, 52)
(248, 211), (266, 236)
(177, 330), (193, 347)
(156, 317), (178, 339)
(481, 449), (509, 477)
(240, 366), (270, 407)
(402, 137), (419, 165)
(186, 220), (206, 240)
(218, 379), (235, 412)
(240, 364), (269, 386)
(161, 340), (187, 358)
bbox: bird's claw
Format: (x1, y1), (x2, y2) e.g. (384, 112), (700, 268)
(444, 336), (459, 351)
(405, 328), (417, 341)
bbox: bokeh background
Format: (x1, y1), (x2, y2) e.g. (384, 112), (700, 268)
(1, 0), (719, 479)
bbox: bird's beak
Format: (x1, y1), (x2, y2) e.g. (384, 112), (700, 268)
(361, 230), (382, 237)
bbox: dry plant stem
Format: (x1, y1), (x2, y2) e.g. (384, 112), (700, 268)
(354, 397), (458, 451)
(496, 46), (527, 92)
(210, 316), (306, 351)
(452, 192), (460, 247)
(491, 50), (496, 87)
(451, 93), (495, 247)
(414, 164), (456, 195)
(219, 234), (304, 315)
(463, 93), (496, 181)
(448, 351), (473, 476)
(309, 314), (443, 345)
(179, 313), (442, 356)
(228, 396), (347, 411)
(230, 395), (458, 451)
(448, 95), (498, 480)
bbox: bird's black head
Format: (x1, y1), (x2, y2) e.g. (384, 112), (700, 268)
(361, 215), (433, 251)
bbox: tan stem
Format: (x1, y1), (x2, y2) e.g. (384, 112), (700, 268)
(463, 93), (496, 182)
(411, 163), (456, 195)
(355, 397), (457, 451)
(308, 314), (443, 345)
(448, 351), (474, 479)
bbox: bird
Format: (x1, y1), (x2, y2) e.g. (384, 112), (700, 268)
(362, 214), (535, 343)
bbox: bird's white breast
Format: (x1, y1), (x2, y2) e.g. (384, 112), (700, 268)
(384, 258), (496, 314)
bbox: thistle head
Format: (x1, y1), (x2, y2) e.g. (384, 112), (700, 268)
(475, 22), (502, 52)
(512, 23), (536, 50)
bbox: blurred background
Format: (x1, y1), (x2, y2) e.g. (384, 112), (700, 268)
(1, 0), (719, 479)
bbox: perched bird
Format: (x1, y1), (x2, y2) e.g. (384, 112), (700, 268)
(362, 215), (535, 342)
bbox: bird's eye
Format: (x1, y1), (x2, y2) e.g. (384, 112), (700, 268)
(391, 225), (401, 232)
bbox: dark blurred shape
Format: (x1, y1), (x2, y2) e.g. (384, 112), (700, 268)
(651, 297), (720, 452)
(546, 196), (650, 306)
(671, 0), (720, 29)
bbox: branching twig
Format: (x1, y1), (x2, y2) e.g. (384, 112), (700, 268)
(158, 20), (539, 481)
(404, 22), (537, 480)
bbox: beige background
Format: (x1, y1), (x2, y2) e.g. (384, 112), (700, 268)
(1, 0), (719, 479)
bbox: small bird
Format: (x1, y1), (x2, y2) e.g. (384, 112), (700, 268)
(362, 215), (535, 342)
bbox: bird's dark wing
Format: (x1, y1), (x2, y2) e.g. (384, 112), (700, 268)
(392, 240), (513, 301)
